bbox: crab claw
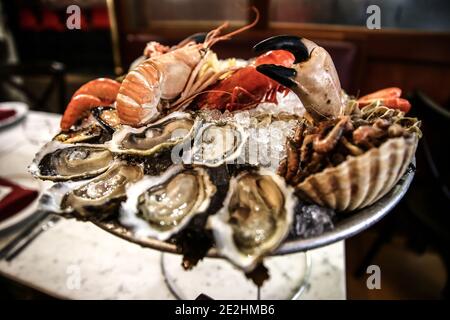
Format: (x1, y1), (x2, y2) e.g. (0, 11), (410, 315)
(255, 35), (344, 121)
(256, 64), (297, 88)
(253, 35), (310, 63)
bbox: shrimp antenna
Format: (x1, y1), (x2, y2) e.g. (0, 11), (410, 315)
(204, 7), (260, 48)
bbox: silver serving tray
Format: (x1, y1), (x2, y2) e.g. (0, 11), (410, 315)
(92, 162), (415, 257)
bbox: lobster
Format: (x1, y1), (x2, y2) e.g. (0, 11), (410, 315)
(116, 11), (260, 127)
(194, 49), (296, 111)
(60, 32), (214, 131)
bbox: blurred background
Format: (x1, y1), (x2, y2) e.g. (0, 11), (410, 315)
(0, 0), (449, 299)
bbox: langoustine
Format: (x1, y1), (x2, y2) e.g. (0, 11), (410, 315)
(116, 12), (260, 127)
(129, 33), (208, 72)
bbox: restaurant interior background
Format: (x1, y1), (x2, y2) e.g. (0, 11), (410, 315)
(0, 0), (449, 299)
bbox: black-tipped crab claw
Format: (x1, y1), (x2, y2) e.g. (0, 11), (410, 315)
(254, 35), (344, 120)
(254, 35), (310, 64)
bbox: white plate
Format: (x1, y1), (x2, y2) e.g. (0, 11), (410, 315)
(0, 173), (43, 234)
(0, 102), (29, 129)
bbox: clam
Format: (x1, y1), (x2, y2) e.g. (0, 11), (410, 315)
(207, 168), (296, 271)
(120, 165), (216, 240)
(29, 141), (114, 181)
(107, 111), (194, 156)
(184, 119), (247, 167)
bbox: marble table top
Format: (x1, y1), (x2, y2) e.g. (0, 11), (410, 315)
(0, 110), (346, 300)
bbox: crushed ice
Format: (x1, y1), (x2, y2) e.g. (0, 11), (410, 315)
(289, 203), (335, 238)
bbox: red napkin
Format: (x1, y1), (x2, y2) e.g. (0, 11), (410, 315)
(0, 109), (17, 122)
(0, 178), (38, 222)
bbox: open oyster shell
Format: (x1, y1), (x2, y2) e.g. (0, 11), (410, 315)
(106, 111), (194, 156)
(207, 168), (296, 271)
(184, 119), (247, 167)
(120, 165), (216, 240)
(29, 141), (114, 181)
(54, 107), (118, 144)
(53, 124), (106, 144)
(38, 161), (143, 219)
(62, 162), (143, 218)
(296, 135), (418, 211)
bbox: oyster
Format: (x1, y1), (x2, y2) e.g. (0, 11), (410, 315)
(54, 107), (118, 144)
(29, 141), (114, 181)
(207, 168), (296, 271)
(54, 124), (106, 144)
(121, 165), (216, 240)
(91, 106), (121, 132)
(107, 111), (194, 156)
(62, 162), (143, 218)
(184, 119), (247, 167)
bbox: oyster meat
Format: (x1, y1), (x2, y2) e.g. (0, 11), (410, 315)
(29, 141), (114, 181)
(208, 168), (296, 271)
(53, 124), (106, 144)
(54, 107), (118, 144)
(185, 120), (247, 167)
(107, 111), (194, 155)
(62, 162), (143, 218)
(121, 165), (216, 240)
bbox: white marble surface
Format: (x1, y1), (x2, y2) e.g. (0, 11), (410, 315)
(0, 111), (346, 300)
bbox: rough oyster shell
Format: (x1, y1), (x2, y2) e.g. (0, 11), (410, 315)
(207, 168), (296, 271)
(296, 135), (418, 211)
(54, 107), (117, 144)
(29, 141), (114, 181)
(38, 161), (143, 219)
(53, 124), (106, 144)
(120, 165), (216, 240)
(62, 162), (143, 218)
(183, 119), (247, 167)
(106, 111), (194, 156)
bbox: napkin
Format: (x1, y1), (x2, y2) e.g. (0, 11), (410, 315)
(0, 109), (17, 122)
(0, 177), (38, 222)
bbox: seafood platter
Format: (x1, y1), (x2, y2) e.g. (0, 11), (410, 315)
(29, 14), (422, 277)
